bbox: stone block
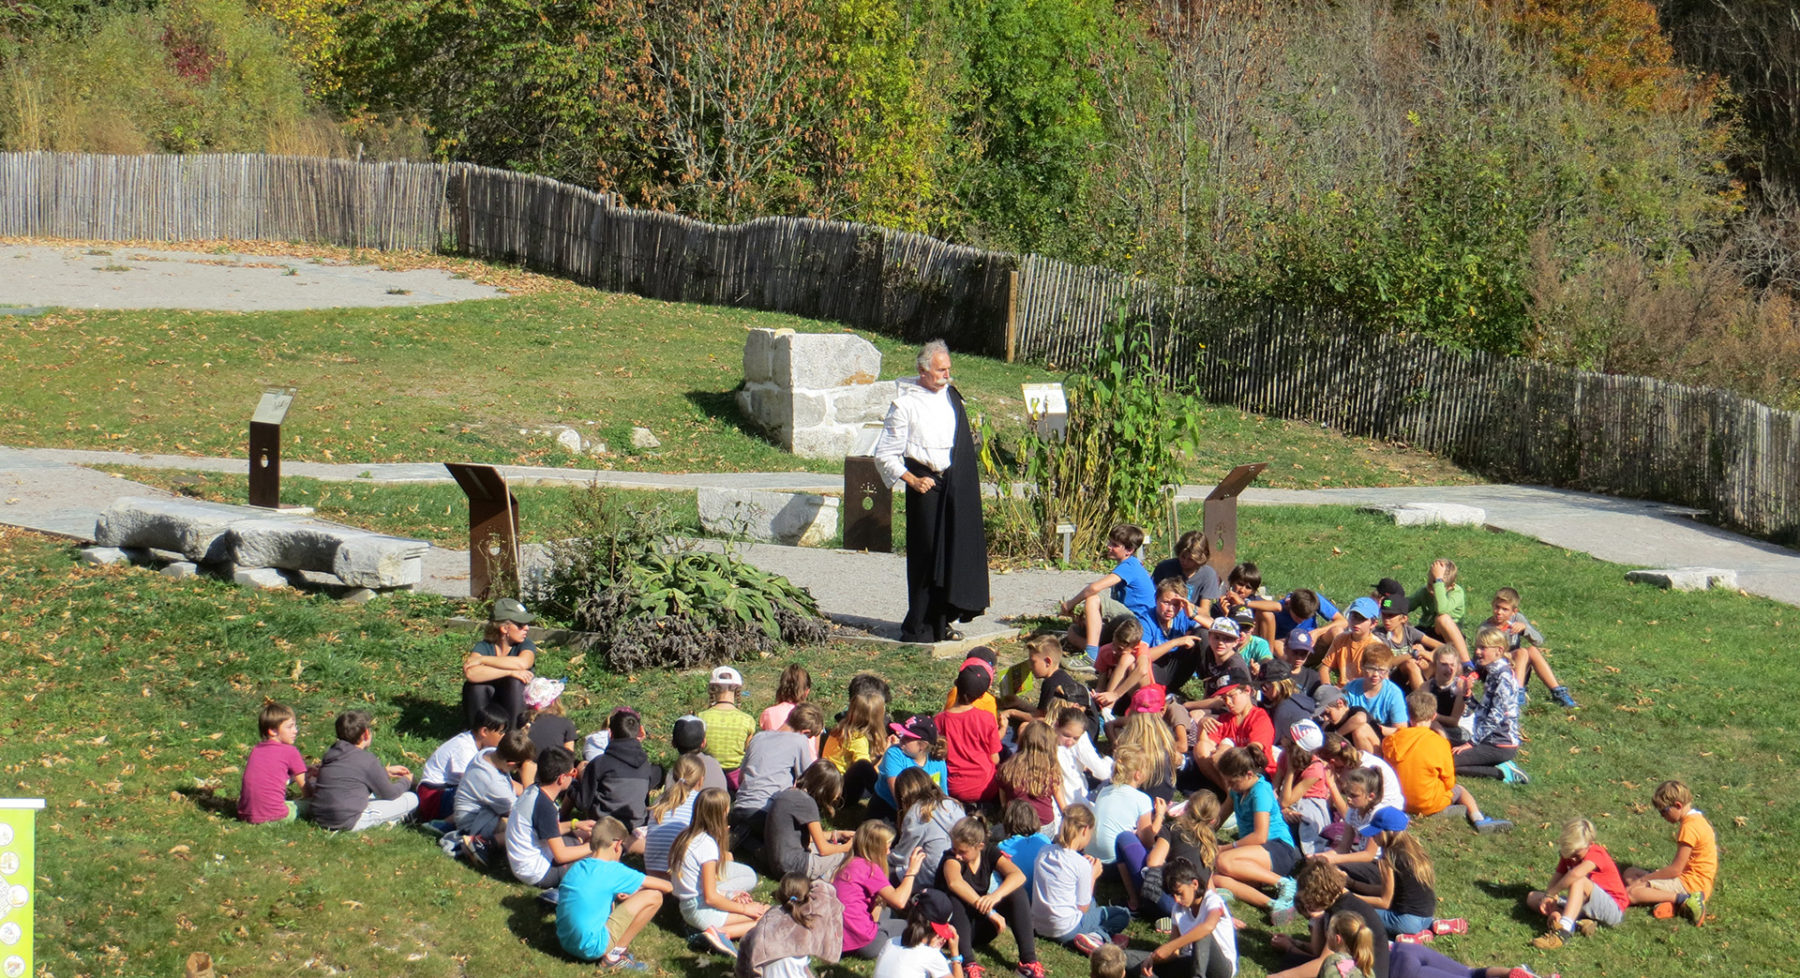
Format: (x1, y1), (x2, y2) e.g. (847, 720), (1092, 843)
(79, 546), (128, 566)
(789, 426), (859, 460)
(742, 327), (783, 384)
(826, 379), (902, 426)
(789, 390), (830, 429)
(160, 561), (199, 580)
(94, 496), (249, 561)
(230, 520), (344, 570)
(697, 488), (840, 547)
(333, 535), (429, 589)
(1361, 503), (1487, 527)
(1624, 567), (1739, 592)
(768, 332), (879, 390)
(233, 566), (297, 590)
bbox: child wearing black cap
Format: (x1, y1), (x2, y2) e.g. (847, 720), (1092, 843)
(669, 714), (729, 794)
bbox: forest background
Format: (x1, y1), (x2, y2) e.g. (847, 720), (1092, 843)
(6, 0), (1800, 409)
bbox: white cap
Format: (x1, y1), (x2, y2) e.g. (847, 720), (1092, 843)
(710, 666), (744, 686)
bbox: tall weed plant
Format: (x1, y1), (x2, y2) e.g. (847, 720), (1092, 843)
(983, 316), (1203, 566)
(534, 484), (829, 674)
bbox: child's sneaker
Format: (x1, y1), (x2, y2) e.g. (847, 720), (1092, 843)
(698, 927), (739, 958)
(424, 818), (455, 836)
(438, 832), (461, 857)
(1530, 931), (1566, 950)
(965, 963), (986, 978)
(1473, 817), (1514, 834)
(1433, 918), (1470, 935)
(1155, 917), (1174, 935)
(1680, 891), (1706, 926)
(1071, 932), (1108, 955)
(537, 888), (559, 906)
(1652, 901), (1677, 919)
(1016, 962), (1046, 978)
(1274, 875), (1297, 906)
(1550, 686), (1578, 709)
(464, 835), (493, 867)
(1498, 761), (1531, 785)
(1516, 689), (1529, 710)
(1574, 919), (1597, 938)
(602, 949), (649, 972)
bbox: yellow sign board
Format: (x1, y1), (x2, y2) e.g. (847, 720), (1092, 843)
(0, 800), (43, 978)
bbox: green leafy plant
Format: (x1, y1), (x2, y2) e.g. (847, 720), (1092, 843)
(534, 484), (829, 673)
(982, 314), (1204, 566)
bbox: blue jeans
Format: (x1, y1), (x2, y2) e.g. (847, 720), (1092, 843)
(1055, 903), (1132, 943)
(1378, 909), (1435, 936)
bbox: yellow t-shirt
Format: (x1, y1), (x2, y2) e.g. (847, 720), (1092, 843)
(943, 688), (998, 719)
(821, 729), (877, 772)
(697, 703), (757, 771)
(1676, 812), (1718, 897)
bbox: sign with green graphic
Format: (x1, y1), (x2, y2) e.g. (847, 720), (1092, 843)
(0, 800), (43, 978)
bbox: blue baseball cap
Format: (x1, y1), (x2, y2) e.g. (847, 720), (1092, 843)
(1347, 596), (1381, 622)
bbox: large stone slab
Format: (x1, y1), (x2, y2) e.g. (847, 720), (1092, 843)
(772, 331), (882, 390)
(231, 520), (345, 570)
(697, 488), (839, 547)
(95, 496), (255, 560)
(1624, 567), (1739, 591)
(738, 328), (893, 459)
(1360, 502), (1487, 527)
(333, 534), (429, 589)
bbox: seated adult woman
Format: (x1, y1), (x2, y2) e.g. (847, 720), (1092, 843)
(462, 598), (536, 729)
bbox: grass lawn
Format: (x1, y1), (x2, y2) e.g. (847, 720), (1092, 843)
(4, 502), (1789, 977)
(0, 244), (1474, 490)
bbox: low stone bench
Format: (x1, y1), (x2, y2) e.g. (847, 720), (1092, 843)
(91, 496), (428, 590)
(697, 487), (838, 547)
(1624, 567), (1739, 592)
(1360, 502), (1487, 527)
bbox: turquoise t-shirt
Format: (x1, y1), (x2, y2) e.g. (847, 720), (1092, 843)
(1231, 777), (1294, 850)
(557, 858), (646, 960)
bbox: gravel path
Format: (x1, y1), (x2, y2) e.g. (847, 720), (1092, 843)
(0, 244), (502, 310)
(4, 447), (1797, 645)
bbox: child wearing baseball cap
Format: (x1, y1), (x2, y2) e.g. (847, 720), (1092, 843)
(698, 666), (757, 789)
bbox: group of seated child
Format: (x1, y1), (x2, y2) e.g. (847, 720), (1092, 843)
(237, 527), (1715, 978)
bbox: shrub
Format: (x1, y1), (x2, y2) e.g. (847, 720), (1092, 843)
(982, 315), (1204, 566)
(534, 484), (830, 674)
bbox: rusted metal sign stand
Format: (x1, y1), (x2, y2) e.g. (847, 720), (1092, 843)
(1204, 462), (1269, 576)
(247, 387), (296, 509)
(843, 456), (893, 552)
(445, 463), (522, 599)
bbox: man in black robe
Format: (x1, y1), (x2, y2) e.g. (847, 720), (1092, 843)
(872, 340), (990, 642)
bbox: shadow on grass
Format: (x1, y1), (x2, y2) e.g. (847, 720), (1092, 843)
(1474, 878), (1545, 924)
(684, 389), (777, 445)
(501, 890), (563, 956)
(391, 692), (465, 743)
(175, 785), (240, 820)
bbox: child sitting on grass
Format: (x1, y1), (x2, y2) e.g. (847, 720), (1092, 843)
(1132, 857), (1237, 978)
(1453, 628), (1529, 785)
(451, 727), (534, 866)
(1479, 588), (1577, 709)
(1528, 817), (1628, 949)
(932, 815), (1042, 978)
(1060, 523), (1156, 661)
(699, 666), (758, 789)
(1623, 779), (1716, 926)
(937, 661), (1002, 805)
(1031, 803), (1132, 955)
(762, 663), (813, 731)
(506, 746), (594, 889)
(672, 786), (768, 956)
(736, 873), (846, 978)
(1211, 744), (1300, 921)
(1409, 559), (1469, 662)
(998, 799), (1055, 890)
(1381, 690), (1511, 834)
(555, 815), (673, 968)
(238, 701), (310, 825)
(418, 703), (510, 823)
(835, 820), (928, 959)
(310, 709), (418, 832)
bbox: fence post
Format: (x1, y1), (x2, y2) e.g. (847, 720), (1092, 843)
(1005, 270), (1020, 363)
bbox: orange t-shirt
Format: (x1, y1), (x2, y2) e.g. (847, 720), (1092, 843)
(1381, 725), (1455, 816)
(1321, 633), (1379, 684)
(1675, 812), (1718, 896)
(943, 688), (998, 719)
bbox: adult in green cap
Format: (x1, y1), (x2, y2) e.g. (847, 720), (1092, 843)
(462, 597), (537, 728)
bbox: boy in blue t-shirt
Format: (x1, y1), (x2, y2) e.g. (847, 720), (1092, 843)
(1270, 588), (1346, 653)
(1060, 523), (1155, 662)
(557, 816), (673, 967)
(1342, 647), (1409, 738)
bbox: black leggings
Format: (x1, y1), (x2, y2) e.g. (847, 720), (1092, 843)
(1452, 743), (1517, 780)
(462, 677), (525, 730)
(937, 883), (1036, 964)
(844, 760), (879, 807)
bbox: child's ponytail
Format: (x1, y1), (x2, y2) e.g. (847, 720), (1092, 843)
(1328, 910), (1375, 976)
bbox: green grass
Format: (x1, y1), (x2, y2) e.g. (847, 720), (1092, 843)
(4, 502), (1789, 977)
(0, 253), (1475, 489)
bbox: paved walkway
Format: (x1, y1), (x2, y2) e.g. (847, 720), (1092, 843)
(4, 447), (1796, 646)
(0, 244), (502, 311)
